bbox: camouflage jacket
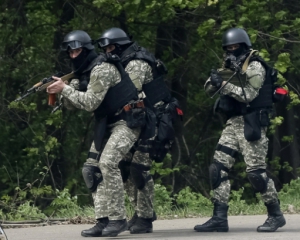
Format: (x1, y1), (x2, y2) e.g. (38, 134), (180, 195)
(61, 62), (121, 112)
(125, 59), (153, 95)
(205, 60), (266, 103)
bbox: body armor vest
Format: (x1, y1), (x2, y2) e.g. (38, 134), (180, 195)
(248, 56), (273, 108)
(217, 57), (273, 116)
(79, 53), (138, 120)
(120, 42), (171, 106)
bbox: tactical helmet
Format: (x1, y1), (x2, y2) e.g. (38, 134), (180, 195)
(97, 27), (132, 48)
(222, 28), (252, 49)
(61, 30), (94, 51)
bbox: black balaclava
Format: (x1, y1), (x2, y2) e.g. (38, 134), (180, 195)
(226, 43), (248, 58)
(109, 44), (123, 56)
(71, 48), (98, 75)
(224, 43), (249, 69)
(110, 43), (133, 56)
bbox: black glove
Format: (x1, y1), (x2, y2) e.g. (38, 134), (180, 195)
(210, 69), (223, 88)
(79, 80), (88, 91)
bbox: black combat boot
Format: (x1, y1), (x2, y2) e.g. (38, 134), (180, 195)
(128, 211), (157, 230)
(102, 219), (128, 237)
(152, 211), (157, 221)
(130, 217), (153, 234)
(194, 201), (229, 232)
(81, 217), (109, 237)
(257, 200), (286, 232)
(127, 212), (138, 230)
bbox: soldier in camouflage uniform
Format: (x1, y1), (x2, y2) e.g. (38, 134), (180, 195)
(194, 28), (286, 233)
(47, 30), (141, 237)
(97, 28), (161, 234)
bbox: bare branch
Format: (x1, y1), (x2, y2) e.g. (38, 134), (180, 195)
(257, 31), (300, 43)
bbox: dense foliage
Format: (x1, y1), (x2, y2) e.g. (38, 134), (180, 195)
(1, 0), (300, 216)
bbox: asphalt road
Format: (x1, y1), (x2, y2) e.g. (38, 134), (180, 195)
(3, 214), (300, 240)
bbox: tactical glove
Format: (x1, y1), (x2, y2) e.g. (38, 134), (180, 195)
(210, 69), (223, 88)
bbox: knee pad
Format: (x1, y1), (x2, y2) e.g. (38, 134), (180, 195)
(118, 160), (131, 183)
(82, 163), (103, 192)
(130, 162), (151, 190)
(209, 161), (229, 189)
(247, 169), (268, 193)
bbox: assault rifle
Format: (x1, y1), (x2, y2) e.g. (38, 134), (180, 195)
(14, 72), (75, 109)
(210, 53), (248, 99)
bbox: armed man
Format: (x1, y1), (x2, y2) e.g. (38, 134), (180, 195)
(194, 28), (286, 233)
(46, 30), (144, 237)
(96, 27), (179, 234)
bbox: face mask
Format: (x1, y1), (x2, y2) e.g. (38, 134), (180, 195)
(227, 47), (244, 57)
(226, 43), (246, 58)
(71, 49), (87, 70)
(108, 45), (123, 56)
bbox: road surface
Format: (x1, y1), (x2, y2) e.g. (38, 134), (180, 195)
(3, 214), (300, 240)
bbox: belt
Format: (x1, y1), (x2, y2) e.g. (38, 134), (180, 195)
(107, 100), (145, 124)
(124, 100), (145, 112)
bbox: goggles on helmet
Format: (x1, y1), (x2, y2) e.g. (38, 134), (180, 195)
(97, 37), (130, 48)
(60, 40), (90, 51)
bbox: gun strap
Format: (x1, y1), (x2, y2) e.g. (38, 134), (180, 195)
(242, 50), (258, 73)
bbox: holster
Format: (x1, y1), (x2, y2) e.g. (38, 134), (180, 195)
(243, 111), (261, 141)
(123, 100), (146, 129)
(94, 116), (107, 151)
(139, 108), (157, 140)
(149, 138), (170, 163)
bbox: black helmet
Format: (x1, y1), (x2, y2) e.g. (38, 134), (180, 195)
(97, 27), (132, 48)
(61, 30), (94, 51)
(222, 28), (252, 49)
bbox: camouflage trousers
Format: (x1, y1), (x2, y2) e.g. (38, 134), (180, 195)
(124, 139), (154, 219)
(86, 121), (140, 220)
(213, 116), (278, 204)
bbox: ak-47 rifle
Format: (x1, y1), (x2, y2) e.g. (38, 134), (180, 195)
(14, 72), (76, 109)
(210, 53), (248, 99)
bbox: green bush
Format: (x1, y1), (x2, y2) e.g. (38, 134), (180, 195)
(3, 179), (300, 222)
(49, 188), (87, 218)
(279, 178), (300, 213)
(1, 201), (47, 221)
(153, 184), (173, 215)
(174, 187), (212, 216)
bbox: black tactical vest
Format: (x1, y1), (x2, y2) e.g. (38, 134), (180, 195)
(248, 56), (273, 108)
(120, 42), (171, 106)
(79, 53), (138, 120)
(217, 56), (273, 116)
